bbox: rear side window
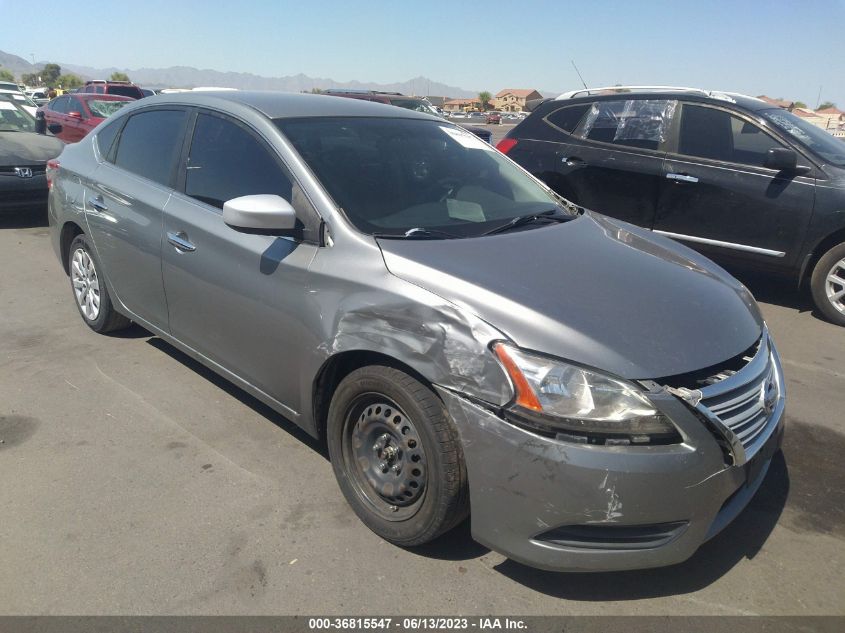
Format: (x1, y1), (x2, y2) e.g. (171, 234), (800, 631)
(185, 113), (292, 209)
(581, 99), (676, 151)
(678, 104), (788, 168)
(545, 104), (590, 134)
(113, 110), (187, 186)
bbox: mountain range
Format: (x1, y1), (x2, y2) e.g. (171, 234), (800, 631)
(0, 49), (483, 97)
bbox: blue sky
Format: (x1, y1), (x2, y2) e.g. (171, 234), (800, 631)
(2, 0), (843, 107)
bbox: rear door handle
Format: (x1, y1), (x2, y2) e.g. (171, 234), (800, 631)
(88, 196), (108, 211)
(666, 172), (699, 183)
(167, 231), (196, 253)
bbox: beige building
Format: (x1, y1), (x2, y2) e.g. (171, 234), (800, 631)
(443, 98), (481, 112)
(494, 89), (543, 112)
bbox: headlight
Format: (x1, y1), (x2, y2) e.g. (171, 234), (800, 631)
(493, 343), (678, 443)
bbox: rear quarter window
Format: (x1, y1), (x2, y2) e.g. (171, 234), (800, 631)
(545, 104), (590, 134)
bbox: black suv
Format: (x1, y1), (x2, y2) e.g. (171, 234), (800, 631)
(500, 87), (845, 325)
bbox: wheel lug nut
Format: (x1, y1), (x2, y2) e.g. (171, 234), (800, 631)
(391, 464), (401, 474)
(378, 461), (387, 470)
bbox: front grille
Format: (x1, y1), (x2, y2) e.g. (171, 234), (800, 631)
(0, 165), (47, 175)
(665, 328), (782, 464)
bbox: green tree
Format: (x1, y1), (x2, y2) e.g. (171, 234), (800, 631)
(0, 68), (15, 82)
(57, 74), (83, 89)
(310, 87), (323, 94)
(21, 72), (40, 86)
(818, 101), (837, 110)
(478, 91), (492, 111)
(110, 71), (130, 82)
(41, 63), (62, 87)
(793, 101), (807, 109)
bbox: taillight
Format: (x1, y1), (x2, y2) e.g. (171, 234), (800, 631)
(46, 159), (60, 189)
(496, 138), (518, 155)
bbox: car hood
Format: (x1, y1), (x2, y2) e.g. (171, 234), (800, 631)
(0, 132), (64, 165)
(378, 212), (763, 380)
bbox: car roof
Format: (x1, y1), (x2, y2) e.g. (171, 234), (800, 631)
(75, 93), (135, 101)
(138, 90), (436, 120)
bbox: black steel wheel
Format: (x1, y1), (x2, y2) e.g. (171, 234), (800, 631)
(327, 365), (468, 546)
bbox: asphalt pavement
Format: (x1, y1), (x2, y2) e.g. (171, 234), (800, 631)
(0, 195), (843, 615)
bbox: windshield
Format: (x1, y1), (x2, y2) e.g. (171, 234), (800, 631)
(0, 96), (36, 132)
(276, 117), (571, 237)
(760, 108), (845, 167)
(87, 99), (130, 118)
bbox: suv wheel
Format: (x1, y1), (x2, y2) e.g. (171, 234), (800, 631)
(68, 234), (131, 333)
(327, 365), (469, 546)
(811, 242), (845, 326)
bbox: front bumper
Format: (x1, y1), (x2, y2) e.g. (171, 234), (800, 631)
(435, 355), (785, 572)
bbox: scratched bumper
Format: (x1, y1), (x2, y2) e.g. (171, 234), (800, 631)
(436, 386), (784, 572)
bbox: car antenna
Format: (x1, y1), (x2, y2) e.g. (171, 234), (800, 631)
(571, 60), (588, 90)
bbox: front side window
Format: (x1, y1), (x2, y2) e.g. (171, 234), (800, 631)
(678, 104), (788, 168)
(50, 96), (69, 113)
(113, 109), (187, 186)
(581, 99), (676, 150)
(68, 97), (86, 116)
(276, 117), (571, 237)
(185, 113), (292, 209)
(761, 108), (845, 167)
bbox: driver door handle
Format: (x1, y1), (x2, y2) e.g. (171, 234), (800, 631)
(167, 231), (196, 253)
(666, 172), (699, 183)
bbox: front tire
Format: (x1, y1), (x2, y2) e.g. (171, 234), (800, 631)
(327, 365), (469, 546)
(810, 242), (845, 327)
(68, 234), (131, 333)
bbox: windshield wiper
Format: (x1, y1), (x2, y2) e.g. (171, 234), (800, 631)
(482, 209), (571, 236)
(373, 227), (462, 240)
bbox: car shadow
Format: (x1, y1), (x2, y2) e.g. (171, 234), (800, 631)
(0, 208), (48, 229)
(492, 451), (789, 599)
(144, 336), (328, 459)
(731, 269), (829, 322)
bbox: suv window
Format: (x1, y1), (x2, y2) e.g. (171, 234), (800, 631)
(107, 85), (143, 99)
(185, 113), (292, 209)
(546, 104), (590, 134)
(581, 99), (676, 151)
(113, 109), (187, 186)
(678, 104), (788, 168)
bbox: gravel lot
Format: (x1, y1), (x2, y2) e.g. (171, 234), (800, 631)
(1, 187), (843, 615)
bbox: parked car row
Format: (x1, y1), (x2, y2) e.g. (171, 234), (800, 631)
(498, 86), (845, 326)
(46, 90), (786, 575)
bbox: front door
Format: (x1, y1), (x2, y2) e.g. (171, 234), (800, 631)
(162, 111), (319, 412)
(654, 102), (816, 270)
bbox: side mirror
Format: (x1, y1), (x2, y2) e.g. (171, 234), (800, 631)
(223, 194), (298, 233)
(68, 111), (83, 120)
(763, 148), (812, 174)
(47, 123), (63, 135)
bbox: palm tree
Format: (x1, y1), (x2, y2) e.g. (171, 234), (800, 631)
(478, 91), (492, 112)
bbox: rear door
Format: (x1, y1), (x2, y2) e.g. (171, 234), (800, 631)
(653, 102), (816, 270)
(45, 96), (69, 140)
(162, 111), (319, 411)
(64, 96), (88, 143)
(547, 98), (676, 228)
(85, 108), (188, 329)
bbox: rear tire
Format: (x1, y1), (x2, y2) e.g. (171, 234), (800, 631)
(327, 365), (469, 546)
(810, 242), (845, 327)
(68, 234), (131, 334)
